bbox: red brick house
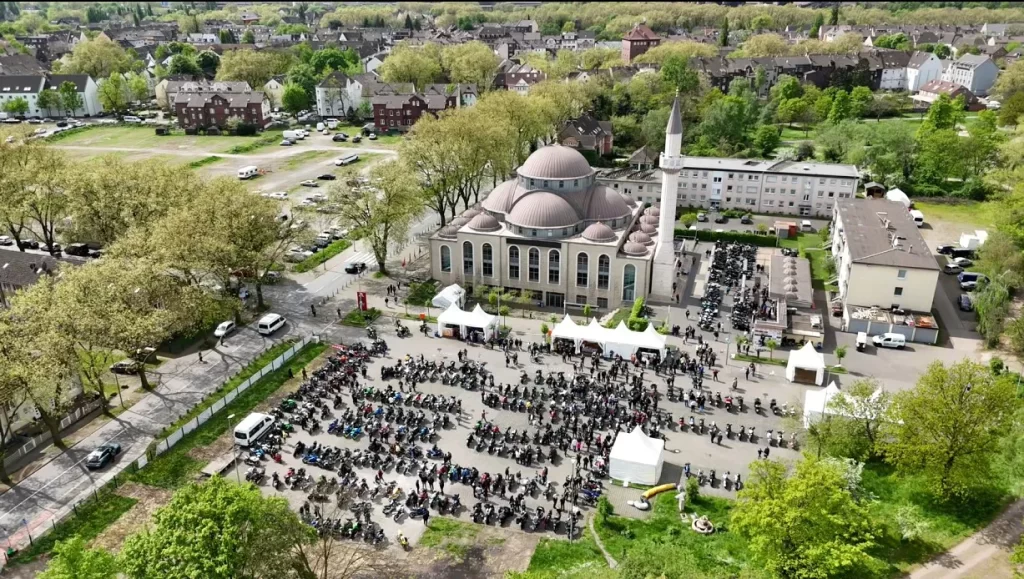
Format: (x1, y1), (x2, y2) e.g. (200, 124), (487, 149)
(558, 114), (614, 156)
(372, 93), (456, 132)
(173, 91), (270, 130)
(621, 24), (661, 64)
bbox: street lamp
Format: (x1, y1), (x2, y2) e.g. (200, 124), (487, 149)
(228, 413), (241, 484)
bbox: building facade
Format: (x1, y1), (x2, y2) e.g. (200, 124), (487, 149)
(621, 24), (661, 64)
(598, 156), (859, 218)
(558, 114), (614, 156)
(0, 75), (102, 118)
(831, 198), (939, 314)
(941, 53), (999, 96)
(907, 51), (942, 92)
(173, 91), (270, 129)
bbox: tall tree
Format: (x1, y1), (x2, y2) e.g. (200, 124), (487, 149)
(38, 536), (117, 579)
(719, 17), (729, 47)
(378, 42), (442, 90)
(62, 36), (132, 78)
(829, 2), (840, 26)
(97, 73), (129, 114)
(441, 41), (500, 88)
(1, 97), (28, 116)
(732, 458), (880, 578)
(242, 28), (255, 44)
(280, 83), (308, 117)
(126, 72), (149, 104)
(810, 12), (825, 39)
(827, 89), (851, 123)
(37, 88), (61, 116)
(882, 360), (1018, 499)
(119, 477), (315, 579)
(216, 49), (294, 92)
(58, 81), (83, 117)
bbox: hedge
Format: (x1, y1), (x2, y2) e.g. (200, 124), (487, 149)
(674, 228), (779, 247)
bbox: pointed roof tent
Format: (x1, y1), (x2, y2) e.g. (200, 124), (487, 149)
(666, 93), (682, 135)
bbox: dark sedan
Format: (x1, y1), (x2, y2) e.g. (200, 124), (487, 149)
(86, 443), (122, 469)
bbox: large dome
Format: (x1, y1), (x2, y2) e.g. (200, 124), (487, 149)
(582, 222), (616, 242)
(586, 186), (632, 221)
(506, 191), (580, 229)
(482, 180), (520, 214)
(518, 145), (594, 180)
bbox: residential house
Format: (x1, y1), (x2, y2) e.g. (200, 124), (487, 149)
(0, 54), (46, 76)
(864, 50), (910, 90)
(499, 61), (546, 94)
(186, 33), (218, 44)
(363, 52), (386, 74)
(240, 12), (260, 25)
(907, 51), (942, 92)
(48, 75), (103, 116)
(0, 75), (46, 116)
(424, 83), (478, 108)
(372, 92), (457, 132)
(558, 114), (614, 156)
(621, 24), (660, 64)
(263, 75), (286, 109)
(941, 54), (999, 95)
(0, 74), (102, 117)
(158, 78), (251, 110)
(0, 252), (61, 308)
(173, 90), (270, 129)
(912, 79), (981, 109)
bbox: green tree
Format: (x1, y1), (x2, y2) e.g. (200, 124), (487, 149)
(752, 124), (780, 158)
(920, 93), (964, 133)
(119, 477), (315, 579)
(280, 82), (308, 116)
(168, 54), (201, 76)
(719, 17), (729, 47)
(97, 73), (129, 114)
(882, 360), (1018, 499)
(829, 3), (840, 25)
(216, 49), (294, 92)
(37, 88), (61, 116)
(827, 89), (851, 123)
(834, 345), (847, 366)
(661, 54), (699, 94)
(441, 41), (499, 88)
(850, 86), (873, 118)
(309, 47), (360, 75)
(810, 12), (824, 39)
(732, 458), (880, 579)
(378, 41), (442, 90)
(998, 91), (1024, 126)
(126, 72), (149, 104)
(62, 36), (132, 78)
(38, 536), (117, 579)
(58, 81), (83, 116)
(1, 96), (28, 116)
(219, 28), (236, 44)
(765, 338), (778, 359)
(196, 51), (220, 77)
(242, 28), (255, 44)
(820, 378), (892, 460)
(770, 75), (803, 102)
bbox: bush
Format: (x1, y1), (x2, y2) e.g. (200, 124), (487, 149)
(292, 239), (352, 273)
(990, 357), (1005, 375)
(235, 122), (257, 136)
(685, 475), (700, 502)
(596, 496), (613, 524)
(341, 307), (380, 328)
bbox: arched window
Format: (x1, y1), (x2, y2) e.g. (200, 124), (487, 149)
(548, 250), (560, 284)
(482, 243), (493, 277)
(528, 248), (540, 282)
(622, 264), (636, 301)
(462, 241), (473, 276)
(576, 253), (589, 287)
(440, 245), (451, 273)
(598, 255), (610, 289)
(508, 246), (520, 279)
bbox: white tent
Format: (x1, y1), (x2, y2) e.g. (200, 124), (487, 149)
(609, 426), (665, 486)
(436, 303), (498, 340)
(885, 188), (911, 208)
(785, 342), (825, 385)
(549, 317), (667, 358)
(803, 381), (840, 427)
(431, 284), (465, 309)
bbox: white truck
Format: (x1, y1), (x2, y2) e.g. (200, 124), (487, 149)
(282, 130), (305, 141)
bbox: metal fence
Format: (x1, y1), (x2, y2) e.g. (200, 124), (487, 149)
(2, 400), (104, 468)
(0, 334), (319, 562)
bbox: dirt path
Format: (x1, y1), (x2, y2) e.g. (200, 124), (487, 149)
(909, 499), (1024, 579)
(89, 482), (173, 554)
(588, 516), (618, 569)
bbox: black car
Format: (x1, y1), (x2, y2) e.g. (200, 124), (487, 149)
(86, 443), (122, 470)
(110, 359), (142, 375)
(332, 134), (347, 142)
(352, 136), (362, 143)
(714, 214), (728, 224)
(43, 243), (62, 255)
(344, 262), (367, 274)
(958, 294), (974, 312)
(21, 239), (39, 250)
(936, 244), (956, 255)
(740, 214), (753, 224)
(65, 242), (90, 257)
(317, 174), (337, 180)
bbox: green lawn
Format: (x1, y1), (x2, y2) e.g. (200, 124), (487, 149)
(49, 125), (283, 154)
(292, 239), (352, 273)
(912, 200), (999, 229)
(778, 232), (836, 290)
(523, 535), (608, 575)
(419, 517), (479, 547)
(280, 149), (335, 170)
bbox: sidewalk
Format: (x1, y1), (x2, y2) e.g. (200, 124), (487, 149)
(909, 499), (1024, 579)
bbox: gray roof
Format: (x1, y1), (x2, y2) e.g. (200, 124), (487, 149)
(835, 199), (938, 270)
(770, 254), (813, 308)
(0, 250), (64, 289)
(0, 54), (46, 75)
(506, 191), (580, 229)
(47, 74), (89, 91)
(0, 75), (45, 93)
(667, 94), (682, 135)
(517, 145), (594, 180)
(908, 51), (933, 69)
(175, 90), (266, 107)
(952, 53), (992, 68)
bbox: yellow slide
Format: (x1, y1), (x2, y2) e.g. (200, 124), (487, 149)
(642, 483), (678, 499)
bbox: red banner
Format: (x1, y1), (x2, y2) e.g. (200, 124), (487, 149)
(356, 291), (368, 311)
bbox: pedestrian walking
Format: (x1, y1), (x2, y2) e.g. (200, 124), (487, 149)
(763, 447), (770, 459)
(310, 304), (316, 317)
(198, 350), (204, 363)
(337, 308), (341, 318)
(732, 377), (738, 390)
(423, 509), (430, 526)
(757, 448), (763, 459)
(745, 367), (750, 380)
(385, 297), (389, 307)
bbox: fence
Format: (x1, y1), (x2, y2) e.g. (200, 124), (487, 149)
(0, 334), (319, 562)
(2, 400), (104, 468)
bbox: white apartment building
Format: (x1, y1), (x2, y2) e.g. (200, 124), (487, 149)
(907, 51), (943, 92)
(0, 74), (101, 117)
(598, 156), (860, 218)
(941, 54), (999, 95)
(831, 198), (939, 314)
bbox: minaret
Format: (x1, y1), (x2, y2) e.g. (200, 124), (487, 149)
(649, 94), (684, 304)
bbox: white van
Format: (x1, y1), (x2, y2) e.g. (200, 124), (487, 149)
(326, 119), (338, 130)
(257, 313), (286, 335)
(909, 209), (925, 227)
(237, 165), (259, 180)
(800, 220), (814, 232)
(282, 130), (304, 141)
(233, 412), (274, 447)
(316, 122), (325, 132)
(872, 333), (906, 349)
(335, 153), (359, 166)
(122, 115), (143, 123)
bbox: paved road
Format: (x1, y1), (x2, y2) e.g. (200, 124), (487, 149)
(910, 499), (1024, 579)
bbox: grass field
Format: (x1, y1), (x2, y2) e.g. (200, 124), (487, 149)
(280, 149), (335, 170)
(52, 125), (283, 154)
(913, 199), (1000, 229)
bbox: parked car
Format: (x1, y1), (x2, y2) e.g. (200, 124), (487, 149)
(936, 244), (956, 255)
(872, 333), (906, 349)
(21, 239), (39, 249)
(65, 243), (91, 257)
(26, 118), (43, 124)
(344, 262), (367, 274)
(214, 321), (236, 337)
(696, 212), (708, 222)
(285, 249), (314, 262)
(110, 359), (142, 374)
(953, 257), (973, 267)
(300, 180), (319, 187)
(268, 192), (288, 200)
(368, 133), (377, 140)
(317, 174), (337, 180)
(942, 263), (963, 274)
(280, 139), (294, 146)
(43, 243), (62, 255)
(958, 294), (974, 312)
(0, 236), (12, 246)
(86, 443), (122, 470)
(352, 136), (362, 143)
(714, 214), (727, 224)
(332, 134), (348, 142)
(740, 214), (753, 224)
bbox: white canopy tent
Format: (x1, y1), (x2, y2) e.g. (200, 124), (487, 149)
(436, 303), (498, 341)
(885, 188), (911, 208)
(608, 426), (665, 486)
(803, 381), (840, 427)
(431, 284), (465, 309)
(549, 317), (667, 359)
(785, 342), (825, 385)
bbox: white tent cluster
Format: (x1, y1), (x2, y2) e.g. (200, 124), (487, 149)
(436, 303), (498, 341)
(609, 426), (665, 486)
(785, 342), (825, 385)
(550, 316), (667, 359)
(803, 381), (888, 427)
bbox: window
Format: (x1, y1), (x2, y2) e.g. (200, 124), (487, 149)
(894, 287), (904, 296)
(462, 241), (474, 275)
(597, 297), (608, 308)
(728, 173), (734, 179)
(622, 264), (636, 301)
(440, 245), (451, 273)
(766, 176), (777, 182)
(713, 177), (722, 183)
(509, 246), (520, 279)
(576, 253), (589, 287)
(482, 243), (493, 277)
(528, 248), (540, 282)
(548, 250), (560, 284)
(598, 255), (610, 289)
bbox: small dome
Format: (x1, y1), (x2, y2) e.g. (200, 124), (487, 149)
(629, 231), (653, 245)
(462, 207), (481, 219)
(467, 213), (501, 232)
(518, 145), (594, 180)
(644, 206), (661, 217)
(582, 222), (616, 242)
(640, 223), (657, 235)
(784, 256), (798, 266)
(784, 266), (797, 274)
(783, 276), (796, 285)
(450, 216), (469, 227)
(586, 186), (632, 221)
(623, 241), (648, 256)
(640, 215), (659, 225)
(482, 180), (519, 214)
(786, 283), (799, 292)
(506, 191), (580, 229)
(438, 225), (458, 238)
(621, 193), (637, 207)
(785, 292), (798, 300)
